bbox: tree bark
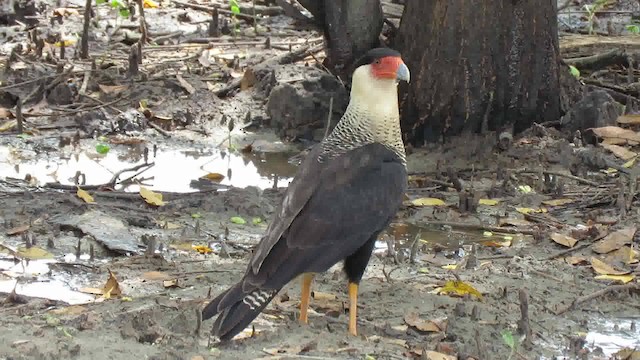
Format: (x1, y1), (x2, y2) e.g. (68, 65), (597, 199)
(298, 0), (383, 75)
(395, 0), (562, 145)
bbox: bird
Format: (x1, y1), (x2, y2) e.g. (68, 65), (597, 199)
(201, 47), (410, 341)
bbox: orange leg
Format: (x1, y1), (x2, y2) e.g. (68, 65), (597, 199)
(348, 282), (358, 336)
(299, 273), (314, 324)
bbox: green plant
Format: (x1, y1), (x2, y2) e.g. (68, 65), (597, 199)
(96, 0), (130, 18)
(229, 0), (240, 35)
(583, 0), (608, 35)
(627, 23), (640, 34)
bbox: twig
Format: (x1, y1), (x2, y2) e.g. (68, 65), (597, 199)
(516, 170), (599, 187)
(45, 162), (155, 190)
(517, 289), (532, 349)
(555, 283), (640, 315)
(414, 220), (537, 235)
(171, 0), (257, 20)
(147, 121), (171, 137)
(80, 0), (92, 59)
(323, 96), (333, 139)
(171, 269), (240, 276)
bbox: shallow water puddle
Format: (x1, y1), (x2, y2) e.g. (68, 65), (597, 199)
(585, 317), (640, 356)
(0, 145), (297, 192)
(0, 258), (95, 305)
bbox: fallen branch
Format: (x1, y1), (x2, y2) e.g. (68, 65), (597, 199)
(45, 162), (155, 190)
(564, 48), (629, 71)
(555, 283), (640, 315)
(516, 169), (600, 187)
(414, 220), (538, 235)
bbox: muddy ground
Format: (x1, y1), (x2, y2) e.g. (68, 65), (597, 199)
(1, 0), (640, 359)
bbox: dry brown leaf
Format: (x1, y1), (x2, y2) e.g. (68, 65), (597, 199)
(76, 187), (95, 203)
(142, 271), (171, 281)
(604, 246), (638, 265)
(240, 68), (258, 91)
(614, 347), (640, 360)
(550, 233), (578, 248)
(404, 312), (448, 332)
(592, 226), (636, 254)
(98, 84), (129, 95)
(0, 107), (13, 119)
(102, 269), (122, 298)
(616, 114), (640, 125)
(6, 224), (30, 236)
(590, 257), (631, 276)
(139, 186), (165, 206)
(53, 7), (79, 16)
(49, 305), (87, 315)
(201, 173), (225, 182)
(541, 198), (575, 206)
(422, 351), (457, 360)
(163, 279), (179, 288)
(0, 119), (17, 132)
(600, 143), (637, 160)
(565, 256), (588, 265)
(590, 126), (640, 143)
(311, 291), (337, 301)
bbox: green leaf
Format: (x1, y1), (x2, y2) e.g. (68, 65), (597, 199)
(252, 217), (262, 224)
(231, 5), (240, 15)
(95, 143), (110, 154)
(96, 0), (106, 4)
(109, 0), (120, 8)
(501, 329), (515, 349)
(230, 216), (246, 225)
(191, 213), (202, 219)
(627, 24), (640, 34)
(569, 65), (580, 78)
(118, 7), (130, 17)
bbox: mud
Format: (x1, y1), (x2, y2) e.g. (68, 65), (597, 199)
(1, 0), (640, 359)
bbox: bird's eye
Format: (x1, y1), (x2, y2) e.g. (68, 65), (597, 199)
(374, 59), (381, 65)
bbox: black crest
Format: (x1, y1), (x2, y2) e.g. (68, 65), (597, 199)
(352, 48), (401, 69)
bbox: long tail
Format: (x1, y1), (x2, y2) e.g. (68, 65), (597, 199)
(202, 282), (279, 341)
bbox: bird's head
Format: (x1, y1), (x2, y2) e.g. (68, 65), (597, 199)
(349, 48), (410, 115)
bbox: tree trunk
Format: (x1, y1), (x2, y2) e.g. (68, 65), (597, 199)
(395, 0), (562, 145)
(298, 0), (383, 75)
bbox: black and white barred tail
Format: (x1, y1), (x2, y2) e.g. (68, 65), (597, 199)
(202, 283), (278, 341)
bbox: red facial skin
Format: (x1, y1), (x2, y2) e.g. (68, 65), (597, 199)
(370, 56), (404, 79)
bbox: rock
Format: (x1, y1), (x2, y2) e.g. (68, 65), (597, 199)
(266, 66), (348, 142)
(52, 211), (139, 254)
(560, 90), (622, 142)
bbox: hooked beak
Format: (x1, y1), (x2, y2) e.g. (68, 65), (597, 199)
(396, 62), (410, 83)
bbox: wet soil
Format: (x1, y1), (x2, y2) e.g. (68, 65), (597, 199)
(1, 1), (640, 360)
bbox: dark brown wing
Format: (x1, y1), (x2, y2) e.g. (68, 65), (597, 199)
(243, 142), (407, 290)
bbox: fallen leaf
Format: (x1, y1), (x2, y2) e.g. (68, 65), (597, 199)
(550, 233), (578, 248)
(590, 126), (640, 144)
(481, 239), (512, 248)
(169, 241), (193, 251)
(600, 143), (637, 160)
(76, 187), (95, 203)
(142, 271), (171, 281)
(0, 107), (12, 119)
(6, 224), (30, 236)
(614, 348), (640, 360)
(605, 246), (638, 265)
(311, 291), (336, 301)
(404, 312), (447, 332)
(478, 198), (499, 205)
(53, 8), (80, 16)
(0, 119), (17, 132)
(201, 173), (225, 182)
(17, 246), (54, 260)
(240, 68), (258, 91)
(616, 114), (640, 125)
(411, 198), (446, 206)
(139, 186), (165, 206)
(98, 84), (128, 95)
(542, 198), (574, 206)
(623, 157), (636, 168)
(163, 279), (179, 288)
(594, 274), (635, 283)
(590, 257), (631, 276)
(422, 351), (457, 360)
(565, 256), (588, 265)
(49, 305), (87, 315)
(193, 245), (212, 254)
(515, 207), (547, 214)
(230, 216), (246, 224)
(499, 218), (532, 227)
(143, 0), (159, 8)
(435, 280), (482, 299)
(593, 226), (636, 254)
(102, 269), (122, 299)
(441, 264), (457, 270)
(517, 185), (534, 193)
